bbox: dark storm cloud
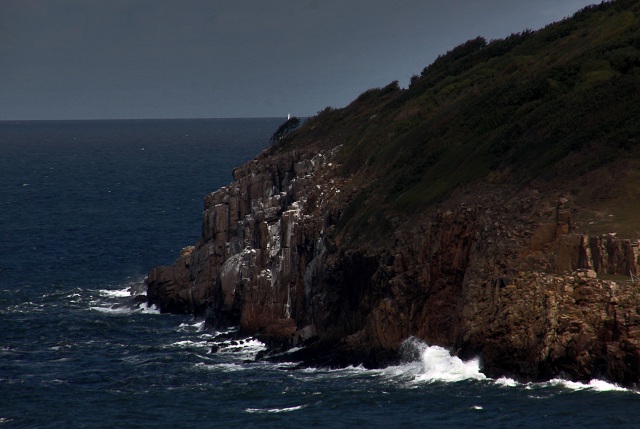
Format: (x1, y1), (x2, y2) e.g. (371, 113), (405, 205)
(1, 0), (597, 120)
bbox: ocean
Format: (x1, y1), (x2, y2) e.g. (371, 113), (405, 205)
(1, 119), (639, 428)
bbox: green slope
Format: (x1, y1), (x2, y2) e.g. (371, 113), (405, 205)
(276, 0), (640, 239)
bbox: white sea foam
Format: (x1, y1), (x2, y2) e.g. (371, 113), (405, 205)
(480, 373), (631, 393)
(87, 278), (153, 315)
(386, 338), (486, 384)
(137, 302), (160, 314)
(89, 306), (134, 315)
(300, 365), (369, 376)
(194, 362), (248, 372)
(167, 340), (211, 350)
(414, 346), (486, 383)
(98, 287), (131, 298)
(215, 338), (267, 359)
(245, 405), (305, 414)
(6, 302), (44, 314)
(68, 292), (83, 304)
(495, 377), (519, 387)
(89, 302), (159, 315)
(492, 376), (638, 394)
(544, 378), (630, 393)
(377, 338), (640, 392)
(177, 320), (206, 332)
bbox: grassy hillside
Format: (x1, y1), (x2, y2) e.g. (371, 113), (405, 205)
(275, 0), (640, 240)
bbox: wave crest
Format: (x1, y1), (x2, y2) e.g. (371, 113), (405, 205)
(389, 337), (486, 383)
(543, 378), (630, 393)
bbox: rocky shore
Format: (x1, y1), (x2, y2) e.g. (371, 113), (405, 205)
(146, 142), (640, 386)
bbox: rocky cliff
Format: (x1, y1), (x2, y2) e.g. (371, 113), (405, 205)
(146, 139), (640, 384)
(146, 0), (640, 386)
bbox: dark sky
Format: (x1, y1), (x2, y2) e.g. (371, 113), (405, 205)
(2, 0), (597, 120)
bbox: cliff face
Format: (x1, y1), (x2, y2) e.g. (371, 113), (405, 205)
(146, 146), (349, 344)
(146, 1), (640, 385)
(146, 141), (640, 384)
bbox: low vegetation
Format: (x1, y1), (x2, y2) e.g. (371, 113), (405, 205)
(270, 117), (301, 144)
(273, 0), (640, 240)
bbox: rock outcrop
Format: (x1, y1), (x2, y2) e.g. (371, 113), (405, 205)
(147, 145), (349, 345)
(146, 142), (640, 385)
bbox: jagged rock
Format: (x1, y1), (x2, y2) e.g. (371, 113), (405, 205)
(145, 144), (640, 386)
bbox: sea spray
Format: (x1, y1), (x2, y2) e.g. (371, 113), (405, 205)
(395, 337), (486, 383)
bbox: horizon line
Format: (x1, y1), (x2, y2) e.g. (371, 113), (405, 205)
(0, 116), (309, 123)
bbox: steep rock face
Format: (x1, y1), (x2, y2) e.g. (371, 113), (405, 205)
(478, 271), (640, 385)
(147, 146), (348, 344)
(146, 145), (640, 385)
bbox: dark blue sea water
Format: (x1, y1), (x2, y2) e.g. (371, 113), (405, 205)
(1, 119), (639, 428)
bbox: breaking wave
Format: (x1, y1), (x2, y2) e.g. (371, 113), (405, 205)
(537, 378), (631, 393)
(381, 338), (635, 394)
(98, 287), (132, 298)
(382, 337), (486, 384)
(413, 344), (486, 383)
(88, 278), (159, 315)
(211, 338), (267, 360)
(177, 320), (206, 332)
(89, 302), (159, 315)
(495, 377), (519, 387)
